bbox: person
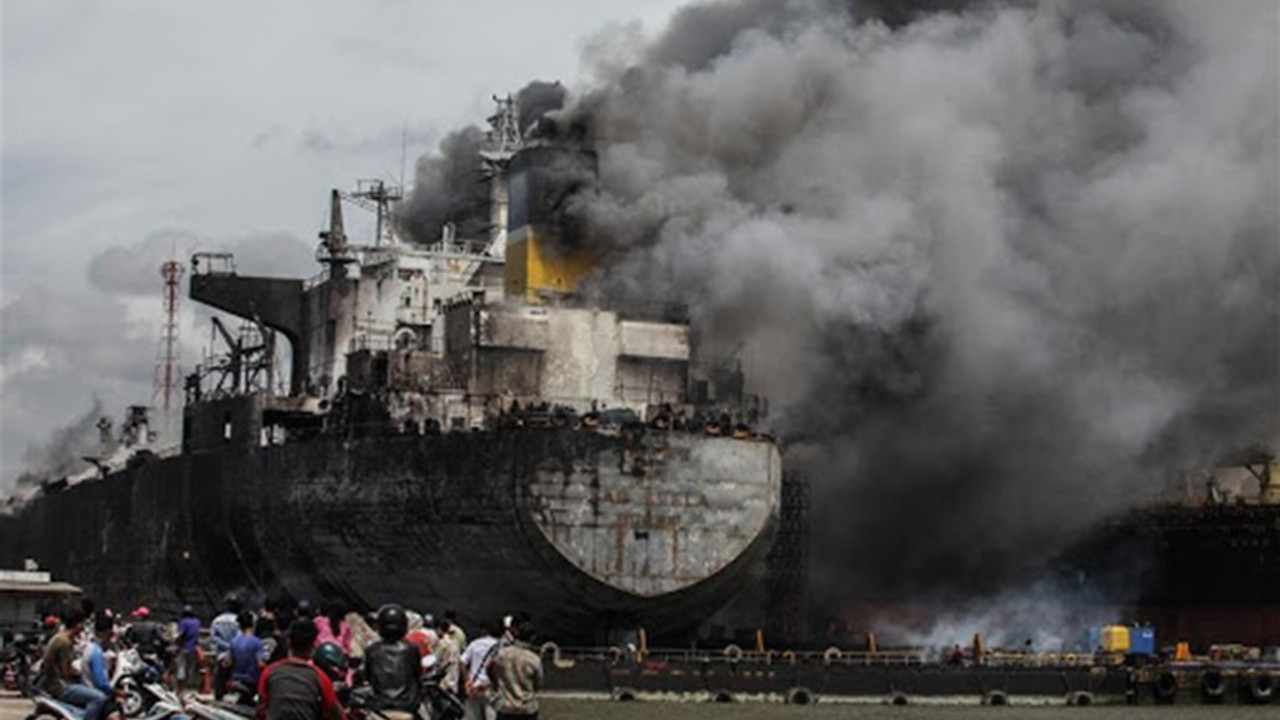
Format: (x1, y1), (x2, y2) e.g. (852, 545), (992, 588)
(459, 620), (501, 720)
(39, 608), (110, 720)
(361, 604), (422, 712)
(432, 616), (461, 698)
(80, 615), (121, 720)
(314, 601), (351, 653)
(295, 600), (314, 620)
(256, 619), (345, 720)
(487, 619), (542, 720)
(211, 596), (242, 699)
(227, 611), (267, 701)
(124, 607), (167, 657)
(405, 613), (437, 659)
(73, 598), (98, 659)
(344, 611), (376, 664)
(176, 605), (202, 690)
(255, 606), (280, 661)
(443, 611), (466, 650)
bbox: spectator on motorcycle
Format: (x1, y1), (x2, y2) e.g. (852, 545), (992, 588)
(124, 607), (166, 656)
(405, 612), (437, 659)
(227, 611), (267, 698)
(257, 619), (345, 720)
(39, 608), (111, 720)
(211, 595), (243, 699)
(362, 604), (422, 712)
(73, 598), (97, 659)
(488, 619), (542, 720)
(81, 615), (121, 720)
(175, 605), (202, 691)
(314, 600), (351, 653)
(460, 620), (501, 720)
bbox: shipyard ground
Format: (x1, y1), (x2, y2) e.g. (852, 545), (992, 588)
(4, 693), (1280, 719)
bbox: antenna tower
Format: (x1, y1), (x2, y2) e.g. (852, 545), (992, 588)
(154, 259), (185, 428)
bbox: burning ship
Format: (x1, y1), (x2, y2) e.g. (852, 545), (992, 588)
(1058, 451), (1280, 648)
(0, 97), (781, 643)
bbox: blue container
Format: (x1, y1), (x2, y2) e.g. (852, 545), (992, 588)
(1129, 625), (1156, 656)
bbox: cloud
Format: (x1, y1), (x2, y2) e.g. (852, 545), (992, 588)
(2, 230), (314, 485)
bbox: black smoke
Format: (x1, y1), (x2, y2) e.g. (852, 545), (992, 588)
(555, 0), (1280, 601)
(396, 81), (568, 245)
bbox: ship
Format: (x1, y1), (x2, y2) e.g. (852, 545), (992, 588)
(0, 96), (782, 643)
(1055, 450), (1280, 649)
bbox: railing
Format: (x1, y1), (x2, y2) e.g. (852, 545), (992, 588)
(542, 644), (1103, 668)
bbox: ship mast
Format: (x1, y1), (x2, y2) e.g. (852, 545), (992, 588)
(480, 93), (523, 259)
(317, 189), (356, 279)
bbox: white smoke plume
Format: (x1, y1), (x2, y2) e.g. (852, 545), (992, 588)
(551, 0), (1278, 597)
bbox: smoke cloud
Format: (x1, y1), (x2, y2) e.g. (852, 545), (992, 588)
(397, 81), (568, 245)
(10, 399), (106, 492)
(550, 0), (1278, 600)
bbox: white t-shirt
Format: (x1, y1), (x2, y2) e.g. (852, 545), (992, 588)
(460, 636), (499, 688)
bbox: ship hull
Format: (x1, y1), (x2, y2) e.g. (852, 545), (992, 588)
(3, 428), (781, 643)
(1056, 503), (1280, 647)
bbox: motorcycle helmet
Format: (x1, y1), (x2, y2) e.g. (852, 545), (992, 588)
(376, 604), (408, 642)
(312, 642), (348, 682)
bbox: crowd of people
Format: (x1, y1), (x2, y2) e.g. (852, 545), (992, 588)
(29, 595), (544, 720)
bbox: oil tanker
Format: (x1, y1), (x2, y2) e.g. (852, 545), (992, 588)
(0, 97), (781, 643)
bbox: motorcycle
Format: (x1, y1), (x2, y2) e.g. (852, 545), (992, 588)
(3, 633), (43, 696)
(137, 683), (188, 720)
(182, 693), (255, 720)
(418, 655), (464, 720)
(109, 648), (166, 717)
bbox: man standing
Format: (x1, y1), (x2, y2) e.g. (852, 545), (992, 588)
(176, 606), (202, 691)
(487, 620), (542, 720)
(227, 612), (267, 702)
(256, 620), (345, 720)
(39, 608), (110, 720)
(432, 616), (461, 699)
(211, 596), (242, 699)
(459, 621), (500, 720)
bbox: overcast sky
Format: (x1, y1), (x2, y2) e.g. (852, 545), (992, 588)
(0, 0), (690, 484)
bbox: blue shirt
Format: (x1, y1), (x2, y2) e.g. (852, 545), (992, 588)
(178, 617), (201, 651)
(229, 633), (266, 684)
(82, 641), (112, 694)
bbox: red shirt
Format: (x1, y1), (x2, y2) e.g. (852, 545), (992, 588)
(257, 657), (345, 720)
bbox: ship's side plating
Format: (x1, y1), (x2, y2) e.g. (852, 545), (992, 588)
(6, 427), (778, 642)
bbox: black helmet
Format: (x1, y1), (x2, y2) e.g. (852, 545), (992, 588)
(376, 604), (407, 642)
(312, 642), (348, 682)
